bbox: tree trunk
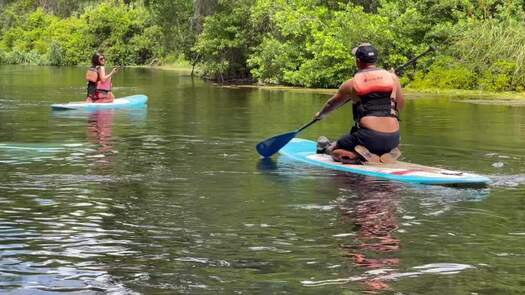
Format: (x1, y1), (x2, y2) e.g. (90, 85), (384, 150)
(192, 0), (218, 34)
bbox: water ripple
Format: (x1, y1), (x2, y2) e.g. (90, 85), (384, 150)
(489, 174), (525, 187)
(301, 263), (475, 287)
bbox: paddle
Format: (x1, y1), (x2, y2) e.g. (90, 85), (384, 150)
(255, 46), (436, 158)
(394, 46), (435, 76)
(256, 118), (319, 158)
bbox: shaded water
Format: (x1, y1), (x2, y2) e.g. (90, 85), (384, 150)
(0, 65), (524, 294)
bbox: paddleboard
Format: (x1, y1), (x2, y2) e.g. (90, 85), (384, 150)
(51, 94), (148, 111)
(279, 138), (490, 185)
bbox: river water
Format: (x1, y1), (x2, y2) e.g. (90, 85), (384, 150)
(0, 65), (524, 294)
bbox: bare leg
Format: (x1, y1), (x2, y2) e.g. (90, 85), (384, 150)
(332, 149), (361, 164)
(380, 147), (402, 164)
(97, 92), (114, 103)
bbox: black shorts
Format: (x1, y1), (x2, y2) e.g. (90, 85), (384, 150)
(336, 127), (400, 155)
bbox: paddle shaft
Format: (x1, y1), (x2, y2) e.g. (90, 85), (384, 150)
(296, 118), (319, 133)
(394, 46), (435, 76)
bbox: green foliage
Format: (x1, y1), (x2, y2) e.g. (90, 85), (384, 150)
(4, 49), (44, 64)
(478, 61), (518, 91)
(0, 48), (6, 63)
(46, 41), (63, 65)
(450, 18), (525, 90)
(0, 0), (164, 66)
(245, 0), (525, 91)
(410, 56), (477, 89)
(248, 36), (303, 85)
(147, 0), (194, 58)
(81, 1), (162, 65)
(248, 2), (423, 87)
(193, 0), (256, 81)
(0, 8), (57, 54)
(128, 25), (164, 64)
(46, 16), (90, 65)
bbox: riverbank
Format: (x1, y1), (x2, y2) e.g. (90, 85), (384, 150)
(406, 88), (525, 100)
(138, 64), (525, 101)
(131, 62), (194, 75)
(218, 83), (525, 101)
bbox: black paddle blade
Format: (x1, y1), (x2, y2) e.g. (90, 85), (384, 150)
(256, 131), (298, 158)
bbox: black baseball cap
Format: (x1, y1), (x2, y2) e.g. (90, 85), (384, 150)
(352, 43), (378, 63)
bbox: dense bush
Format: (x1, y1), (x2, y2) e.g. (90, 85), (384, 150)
(246, 2), (434, 88)
(81, 1), (163, 65)
(478, 61), (520, 92)
(410, 56), (477, 90)
(193, 0), (256, 81)
(410, 16), (525, 91)
(210, 0), (525, 91)
(0, 1), (163, 66)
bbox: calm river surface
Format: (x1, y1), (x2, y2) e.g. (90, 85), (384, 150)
(0, 65), (524, 294)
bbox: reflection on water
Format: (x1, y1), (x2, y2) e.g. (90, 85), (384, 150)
(0, 107), (148, 293)
(269, 157), (490, 293)
(87, 110), (115, 162)
(256, 157), (278, 171)
(336, 177), (402, 292)
(300, 176), (488, 293)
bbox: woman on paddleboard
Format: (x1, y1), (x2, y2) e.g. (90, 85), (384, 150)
(314, 43), (404, 164)
(85, 52), (119, 103)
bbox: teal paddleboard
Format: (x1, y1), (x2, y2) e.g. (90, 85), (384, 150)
(51, 94), (147, 111)
(279, 138), (490, 185)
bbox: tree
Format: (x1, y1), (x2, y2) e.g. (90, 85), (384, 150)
(192, 0), (217, 34)
(147, 0), (194, 56)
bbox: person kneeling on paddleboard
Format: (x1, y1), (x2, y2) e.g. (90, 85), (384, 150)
(86, 52), (119, 103)
(314, 43), (404, 164)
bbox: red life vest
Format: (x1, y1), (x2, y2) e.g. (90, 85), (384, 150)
(97, 78), (112, 92)
(352, 68), (397, 123)
(353, 68), (394, 96)
(96, 67), (112, 92)
(86, 66), (111, 99)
